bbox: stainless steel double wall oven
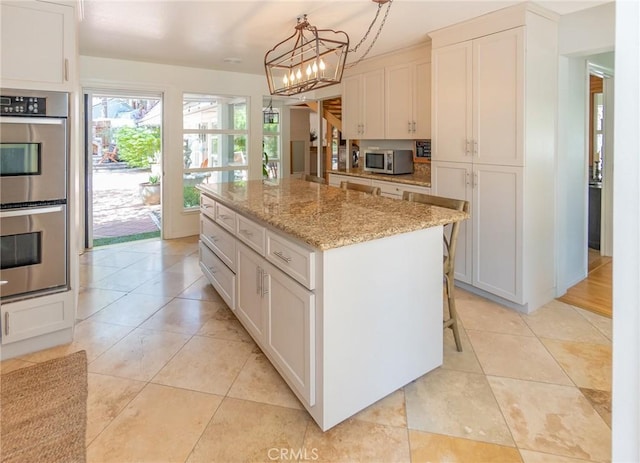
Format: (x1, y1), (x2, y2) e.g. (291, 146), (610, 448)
(0, 89), (69, 301)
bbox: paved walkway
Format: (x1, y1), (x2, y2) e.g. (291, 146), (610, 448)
(92, 167), (160, 239)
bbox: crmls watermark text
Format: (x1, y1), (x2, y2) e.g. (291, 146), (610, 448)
(267, 447), (319, 461)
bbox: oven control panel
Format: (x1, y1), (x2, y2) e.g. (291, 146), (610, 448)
(0, 95), (47, 115)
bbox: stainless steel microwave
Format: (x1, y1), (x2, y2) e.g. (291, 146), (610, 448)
(363, 149), (413, 175)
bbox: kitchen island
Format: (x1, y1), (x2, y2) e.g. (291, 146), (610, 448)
(197, 179), (467, 430)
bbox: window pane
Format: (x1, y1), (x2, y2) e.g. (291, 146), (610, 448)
(182, 170), (247, 208)
(183, 134), (247, 168)
(263, 135), (280, 161)
(183, 95), (247, 130)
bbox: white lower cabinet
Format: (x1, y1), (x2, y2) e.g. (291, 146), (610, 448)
(328, 173), (430, 200)
(265, 257), (315, 406)
(235, 243), (267, 342)
(371, 180), (431, 199)
(201, 193), (316, 408)
(236, 242), (315, 405)
(1, 290), (73, 345)
(432, 160), (523, 304)
(199, 242), (236, 310)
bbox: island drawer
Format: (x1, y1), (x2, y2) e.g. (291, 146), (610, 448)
(266, 231), (316, 290)
(371, 180), (431, 199)
(199, 241), (235, 310)
(215, 202), (237, 234)
(200, 214), (236, 271)
(236, 214), (266, 255)
(200, 194), (216, 221)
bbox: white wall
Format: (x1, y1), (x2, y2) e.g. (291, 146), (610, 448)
(612, 1), (640, 459)
(558, 2), (615, 56)
(555, 3), (615, 294)
(80, 56), (269, 239)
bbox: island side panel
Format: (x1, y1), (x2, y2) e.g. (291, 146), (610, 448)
(319, 226), (443, 430)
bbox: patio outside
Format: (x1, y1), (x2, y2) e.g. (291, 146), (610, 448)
(92, 163), (161, 246)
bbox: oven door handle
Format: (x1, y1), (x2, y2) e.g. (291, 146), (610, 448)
(0, 205), (64, 218)
(0, 116), (65, 125)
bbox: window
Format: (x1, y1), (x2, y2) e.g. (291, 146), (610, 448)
(182, 93), (248, 209)
(262, 102), (281, 180)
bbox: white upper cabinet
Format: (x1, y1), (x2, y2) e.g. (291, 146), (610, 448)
(431, 42), (473, 163)
(432, 28), (523, 166)
(342, 70), (385, 139)
(472, 29), (523, 166)
(385, 59), (431, 139)
(1, 1), (76, 91)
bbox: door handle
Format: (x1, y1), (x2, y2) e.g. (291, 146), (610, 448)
(408, 122), (412, 133)
(412, 121), (416, 132)
(262, 271), (269, 297)
(256, 267), (262, 295)
(0, 205), (64, 218)
(473, 140), (478, 156)
(465, 172), (470, 186)
(4, 312), (9, 336)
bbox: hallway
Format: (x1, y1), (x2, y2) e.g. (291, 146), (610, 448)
(559, 250), (612, 318)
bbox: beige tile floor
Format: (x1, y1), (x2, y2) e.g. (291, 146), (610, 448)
(1, 236), (612, 463)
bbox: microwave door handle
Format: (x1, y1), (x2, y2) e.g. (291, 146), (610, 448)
(0, 117), (65, 125)
(0, 205), (64, 218)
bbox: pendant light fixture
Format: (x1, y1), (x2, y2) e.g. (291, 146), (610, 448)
(264, 0), (392, 96)
(263, 99), (279, 124)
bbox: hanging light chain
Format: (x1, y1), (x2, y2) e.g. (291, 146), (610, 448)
(346, 0), (393, 68)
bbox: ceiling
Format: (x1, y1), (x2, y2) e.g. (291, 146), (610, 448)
(79, 0), (609, 76)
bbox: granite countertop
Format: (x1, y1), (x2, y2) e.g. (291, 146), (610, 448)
(329, 169), (431, 188)
(198, 179), (467, 251)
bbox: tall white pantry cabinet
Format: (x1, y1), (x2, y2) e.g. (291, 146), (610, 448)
(430, 4), (558, 313)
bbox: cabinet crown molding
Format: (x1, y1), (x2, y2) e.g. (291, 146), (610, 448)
(429, 1), (558, 49)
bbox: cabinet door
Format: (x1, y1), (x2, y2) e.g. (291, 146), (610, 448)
(236, 244), (266, 342)
(342, 75), (361, 139)
(361, 70), (385, 139)
(431, 161), (473, 283)
(472, 165), (523, 303)
(0, 1), (75, 90)
(473, 28), (524, 166)
(265, 262), (315, 406)
(432, 42), (472, 163)
(1, 291), (73, 344)
(385, 64), (413, 139)
(414, 60), (431, 139)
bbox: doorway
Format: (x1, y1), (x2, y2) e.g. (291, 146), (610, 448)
(559, 56), (614, 318)
(84, 90), (163, 248)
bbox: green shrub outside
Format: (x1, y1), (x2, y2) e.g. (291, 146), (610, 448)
(184, 185), (200, 208)
(114, 125), (161, 168)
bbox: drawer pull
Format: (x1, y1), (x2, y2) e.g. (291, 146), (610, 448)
(208, 266), (217, 274)
(201, 204), (212, 209)
(208, 235), (218, 242)
(240, 229), (254, 238)
(218, 214), (230, 220)
(4, 312), (9, 336)
(273, 250), (292, 263)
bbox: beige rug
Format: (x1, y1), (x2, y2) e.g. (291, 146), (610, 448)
(1, 350), (88, 463)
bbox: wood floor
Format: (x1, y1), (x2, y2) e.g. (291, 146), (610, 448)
(558, 249), (612, 318)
